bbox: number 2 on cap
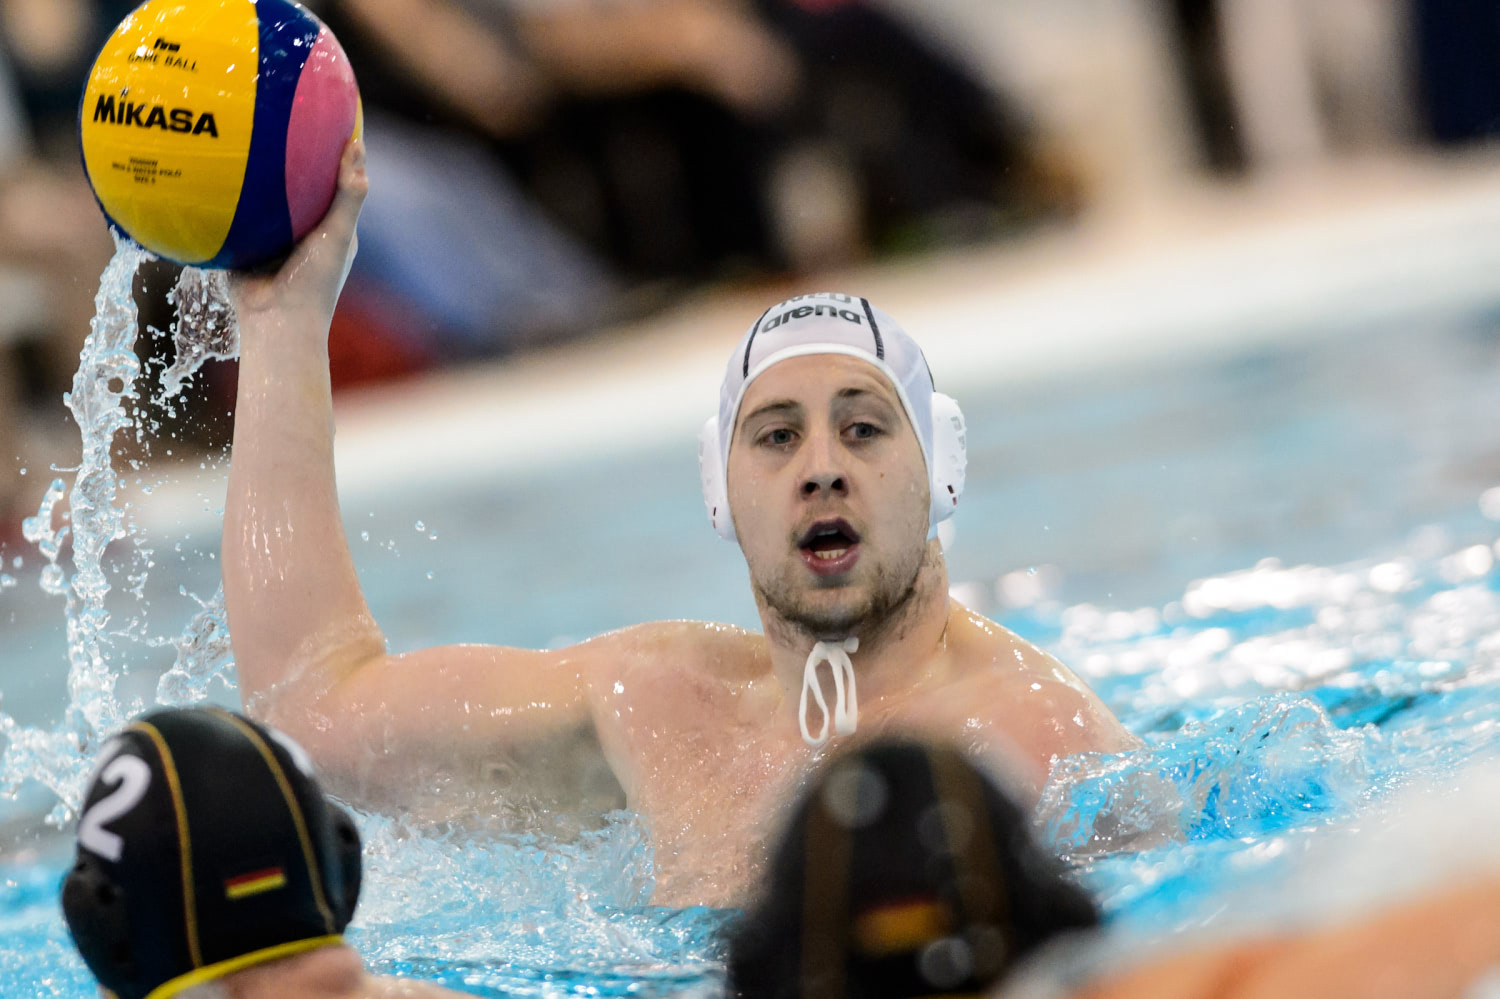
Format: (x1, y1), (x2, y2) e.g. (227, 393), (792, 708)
(78, 755), (152, 862)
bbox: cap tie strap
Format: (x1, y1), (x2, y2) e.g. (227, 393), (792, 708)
(799, 638), (859, 749)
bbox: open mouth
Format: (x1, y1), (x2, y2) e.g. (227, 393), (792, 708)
(798, 519), (862, 571)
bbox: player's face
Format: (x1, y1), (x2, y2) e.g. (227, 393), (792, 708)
(727, 354), (931, 638)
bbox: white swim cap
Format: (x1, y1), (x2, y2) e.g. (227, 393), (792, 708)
(698, 292), (966, 544)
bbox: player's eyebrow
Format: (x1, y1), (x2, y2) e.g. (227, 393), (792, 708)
(834, 385), (888, 402)
(738, 399), (803, 432)
(833, 385), (900, 414)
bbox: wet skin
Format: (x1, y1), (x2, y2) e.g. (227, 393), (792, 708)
(1064, 874), (1500, 999)
(206, 944), (462, 997)
(223, 141), (1140, 909)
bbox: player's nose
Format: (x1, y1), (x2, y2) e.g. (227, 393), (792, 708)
(798, 426), (848, 499)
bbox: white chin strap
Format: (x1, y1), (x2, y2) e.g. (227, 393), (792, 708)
(799, 638), (859, 749)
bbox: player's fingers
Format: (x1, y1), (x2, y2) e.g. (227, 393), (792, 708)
(314, 138), (368, 250)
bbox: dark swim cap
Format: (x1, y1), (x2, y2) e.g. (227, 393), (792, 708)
(61, 706), (362, 999)
(728, 740), (1099, 999)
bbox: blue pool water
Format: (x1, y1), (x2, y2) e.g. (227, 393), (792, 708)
(2, 293), (1500, 995)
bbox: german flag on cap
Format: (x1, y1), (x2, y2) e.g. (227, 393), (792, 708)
(224, 866), (289, 900)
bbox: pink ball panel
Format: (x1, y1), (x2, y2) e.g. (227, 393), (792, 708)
(285, 28), (360, 240)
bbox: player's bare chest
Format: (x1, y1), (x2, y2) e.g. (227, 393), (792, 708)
(626, 725), (816, 905)
(609, 680), (808, 828)
(624, 713), (809, 815)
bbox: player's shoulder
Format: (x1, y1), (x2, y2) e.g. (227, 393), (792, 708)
(946, 602), (1142, 753)
(949, 602), (1064, 675)
(577, 619), (767, 675)
(948, 604), (1100, 700)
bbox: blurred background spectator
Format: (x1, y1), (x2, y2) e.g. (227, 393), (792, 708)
(1167, 0), (1413, 173)
(3, 0), (1500, 545)
(311, 0), (1068, 368)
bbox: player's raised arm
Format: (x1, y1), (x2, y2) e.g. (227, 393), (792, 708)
(224, 141), (378, 717)
(221, 141), (626, 796)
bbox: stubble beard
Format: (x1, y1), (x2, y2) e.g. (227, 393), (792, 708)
(752, 541), (929, 643)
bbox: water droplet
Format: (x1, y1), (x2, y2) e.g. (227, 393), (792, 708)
(360, 531), (370, 542)
(40, 565), (66, 595)
(415, 520), (426, 532)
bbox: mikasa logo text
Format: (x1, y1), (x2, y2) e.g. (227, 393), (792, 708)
(92, 95), (219, 137)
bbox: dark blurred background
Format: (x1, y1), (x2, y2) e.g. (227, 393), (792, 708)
(0, 0), (1495, 546)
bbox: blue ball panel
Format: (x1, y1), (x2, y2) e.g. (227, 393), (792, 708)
(207, 0), (319, 268)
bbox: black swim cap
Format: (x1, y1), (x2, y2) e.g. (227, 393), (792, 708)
(61, 706), (362, 999)
(729, 740), (1099, 999)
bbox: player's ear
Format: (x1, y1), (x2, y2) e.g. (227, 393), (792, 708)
(62, 855), (137, 990)
(328, 805), (363, 928)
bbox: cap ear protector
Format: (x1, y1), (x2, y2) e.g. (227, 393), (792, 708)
(698, 391), (967, 546)
(929, 392), (967, 528)
(698, 415), (734, 540)
(329, 806), (363, 926)
(61, 854), (137, 987)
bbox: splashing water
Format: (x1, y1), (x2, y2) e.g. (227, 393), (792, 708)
(346, 808), (732, 997)
(2, 239), (149, 822)
(157, 267), (236, 402)
(21, 478), (68, 598)
(0, 238), (238, 824)
(1019, 536), (1500, 937)
(151, 586), (235, 706)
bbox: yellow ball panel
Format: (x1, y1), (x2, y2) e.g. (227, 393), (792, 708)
(81, 0), (260, 264)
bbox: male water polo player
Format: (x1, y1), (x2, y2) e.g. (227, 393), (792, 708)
(62, 706), (462, 999)
(220, 140), (1139, 906)
(729, 738), (1100, 999)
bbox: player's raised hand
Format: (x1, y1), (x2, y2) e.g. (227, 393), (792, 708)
(229, 138), (368, 329)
